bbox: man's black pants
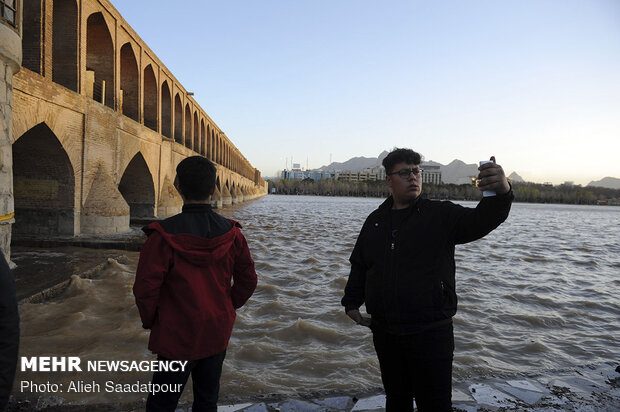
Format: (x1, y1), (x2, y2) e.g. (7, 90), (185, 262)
(146, 351), (226, 412)
(372, 322), (454, 412)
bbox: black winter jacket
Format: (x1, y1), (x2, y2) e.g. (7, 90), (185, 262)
(341, 191), (513, 334)
(0, 253), (19, 410)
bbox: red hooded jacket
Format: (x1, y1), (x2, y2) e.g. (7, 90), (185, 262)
(133, 216), (257, 360)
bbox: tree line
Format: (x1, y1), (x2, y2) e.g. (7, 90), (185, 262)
(267, 178), (620, 205)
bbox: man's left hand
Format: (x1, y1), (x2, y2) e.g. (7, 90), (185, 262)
(478, 156), (511, 195)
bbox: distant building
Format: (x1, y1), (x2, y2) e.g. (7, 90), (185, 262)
(281, 163), (442, 185)
(336, 166), (386, 182)
(421, 163), (442, 184)
(280, 169), (336, 181)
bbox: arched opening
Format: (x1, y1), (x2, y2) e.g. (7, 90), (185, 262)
(184, 104), (192, 149)
(206, 125), (211, 160)
(214, 132), (218, 162)
(12, 123), (75, 235)
(118, 153), (155, 218)
(120, 43), (139, 122)
(161, 81), (172, 138)
(86, 12), (114, 109)
(214, 136), (218, 164)
(193, 112), (199, 152)
(52, 0), (78, 91)
(212, 131), (216, 161)
(218, 137), (222, 164)
(144, 65), (158, 131)
(213, 136), (217, 164)
(174, 94), (183, 144)
(22, 0), (42, 74)
(200, 120), (205, 156)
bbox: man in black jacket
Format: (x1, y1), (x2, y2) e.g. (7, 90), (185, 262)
(341, 148), (513, 411)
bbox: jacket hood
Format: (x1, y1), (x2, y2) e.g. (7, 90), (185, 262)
(143, 221), (239, 265)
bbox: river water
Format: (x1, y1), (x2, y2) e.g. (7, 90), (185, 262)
(14, 195), (620, 405)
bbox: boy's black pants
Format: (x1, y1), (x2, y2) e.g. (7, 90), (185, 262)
(372, 322), (454, 412)
(146, 350), (226, 412)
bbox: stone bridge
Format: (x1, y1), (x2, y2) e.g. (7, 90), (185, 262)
(0, 0), (267, 258)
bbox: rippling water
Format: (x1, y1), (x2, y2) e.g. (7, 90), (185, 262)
(15, 196), (620, 404)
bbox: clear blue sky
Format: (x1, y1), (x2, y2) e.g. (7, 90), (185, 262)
(112, 0), (620, 185)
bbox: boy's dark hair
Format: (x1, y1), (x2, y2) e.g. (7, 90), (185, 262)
(175, 156), (216, 201)
(382, 148), (422, 174)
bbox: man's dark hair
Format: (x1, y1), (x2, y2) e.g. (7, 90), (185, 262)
(176, 156), (216, 201)
(382, 148), (422, 174)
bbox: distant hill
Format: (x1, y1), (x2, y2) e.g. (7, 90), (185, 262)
(317, 151), (388, 171)
(509, 172), (525, 182)
(587, 177), (620, 189)
(440, 159), (478, 184)
(316, 152), (524, 184)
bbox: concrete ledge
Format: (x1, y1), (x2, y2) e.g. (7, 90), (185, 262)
(81, 215), (130, 234)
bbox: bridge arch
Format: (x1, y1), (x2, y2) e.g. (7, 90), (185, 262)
(12, 123), (76, 235)
(184, 103), (191, 149)
(216, 176), (222, 194)
(161, 81), (172, 138)
(120, 43), (139, 122)
(174, 93), (183, 144)
(118, 152), (156, 218)
(52, 0), (78, 92)
(86, 12), (115, 109)
(144, 65), (158, 131)
(200, 119), (205, 156)
(206, 125), (212, 160)
(193, 112), (199, 152)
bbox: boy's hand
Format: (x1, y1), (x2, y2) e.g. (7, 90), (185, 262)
(346, 309), (371, 327)
(477, 156), (511, 195)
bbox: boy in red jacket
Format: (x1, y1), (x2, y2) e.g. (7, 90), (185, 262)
(133, 156), (257, 412)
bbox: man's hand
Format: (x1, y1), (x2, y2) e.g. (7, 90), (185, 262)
(477, 156), (511, 195)
(346, 309), (371, 327)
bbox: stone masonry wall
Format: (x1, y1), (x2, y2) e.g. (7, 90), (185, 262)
(0, 20), (21, 263)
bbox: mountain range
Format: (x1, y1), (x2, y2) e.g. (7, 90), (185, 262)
(316, 152), (618, 189)
(587, 177), (620, 189)
(316, 152), (524, 185)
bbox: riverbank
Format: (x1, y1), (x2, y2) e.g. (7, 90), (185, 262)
(9, 242), (620, 411)
(268, 180), (620, 206)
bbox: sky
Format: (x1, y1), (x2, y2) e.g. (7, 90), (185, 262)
(112, 0), (620, 185)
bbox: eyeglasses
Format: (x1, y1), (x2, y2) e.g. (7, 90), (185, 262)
(389, 168), (423, 178)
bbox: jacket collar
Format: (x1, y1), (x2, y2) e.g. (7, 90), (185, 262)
(182, 203), (213, 213)
(379, 195), (421, 212)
